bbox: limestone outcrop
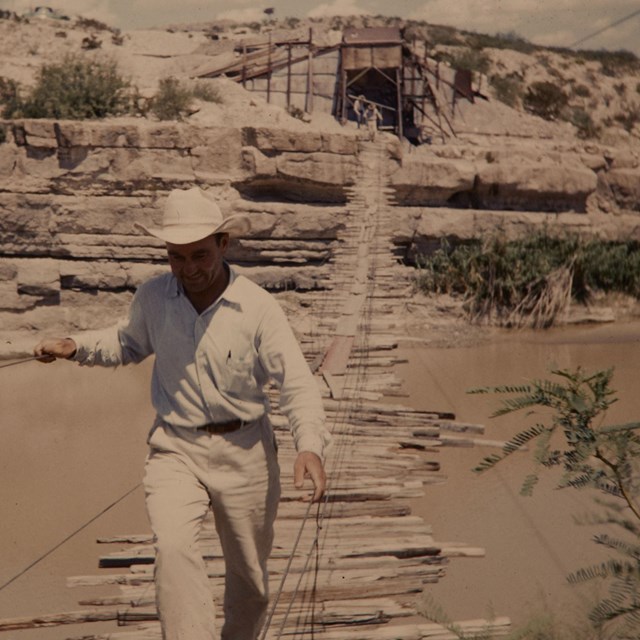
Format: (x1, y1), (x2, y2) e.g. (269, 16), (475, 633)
(1, 112), (639, 336)
(0, 117), (357, 332)
(390, 146), (600, 213)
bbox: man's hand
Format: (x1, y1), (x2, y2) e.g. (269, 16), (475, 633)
(34, 338), (77, 363)
(293, 451), (327, 503)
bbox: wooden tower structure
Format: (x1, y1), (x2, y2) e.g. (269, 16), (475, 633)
(337, 27), (405, 137)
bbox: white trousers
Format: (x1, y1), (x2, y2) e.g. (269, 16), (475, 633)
(143, 416), (281, 640)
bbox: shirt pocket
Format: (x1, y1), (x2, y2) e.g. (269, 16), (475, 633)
(221, 348), (256, 396)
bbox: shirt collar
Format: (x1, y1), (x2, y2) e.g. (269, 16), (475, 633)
(167, 262), (243, 308)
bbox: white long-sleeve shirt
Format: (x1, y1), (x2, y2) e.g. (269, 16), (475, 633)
(72, 266), (330, 459)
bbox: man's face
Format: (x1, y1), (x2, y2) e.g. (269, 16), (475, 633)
(166, 233), (229, 296)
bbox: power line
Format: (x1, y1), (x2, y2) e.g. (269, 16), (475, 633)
(570, 7), (640, 49)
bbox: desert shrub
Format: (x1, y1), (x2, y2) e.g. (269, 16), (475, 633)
(464, 30), (536, 54)
(489, 74), (523, 107)
(613, 82), (627, 97)
(286, 105), (307, 121)
(613, 107), (640, 132)
(0, 77), (22, 118)
(426, 24), (462, 47)
(191, 82), (222, 103)
(448, 48), (491, 76)
(5, 54), (131, 119)
(151, 77), (194, 120)
(81, 34), (102, 50)
(284, 17), (300, 29)
(75, 17), (112, 31)
(523, 81), (568, 120)
(570, 108), (600, 139)
(0, 125), (6, 144)
(150, 79), (222, 120)
(575, 49), (640, 76)
(572, 83), (591, 98)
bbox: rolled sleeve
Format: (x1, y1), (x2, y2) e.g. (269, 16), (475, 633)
(72, 286), (153, 367)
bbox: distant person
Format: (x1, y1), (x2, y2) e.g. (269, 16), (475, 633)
(365, 102), (382, 141)
(352, 94), (365, 128)
(34, 187), (331, 640)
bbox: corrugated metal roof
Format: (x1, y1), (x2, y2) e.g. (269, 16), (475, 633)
(342, 27), (402, 46)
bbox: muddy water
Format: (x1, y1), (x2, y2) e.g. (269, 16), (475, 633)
(398, 319), (640, 631)
(0, 358), (155, 639)
(0, 321), (639, 638)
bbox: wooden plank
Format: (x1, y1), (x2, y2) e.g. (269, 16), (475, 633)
(320, 335), (354, 374)
(0, 609), (122, 631)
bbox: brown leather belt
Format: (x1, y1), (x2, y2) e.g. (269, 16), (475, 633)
(197, 419), (244, 434)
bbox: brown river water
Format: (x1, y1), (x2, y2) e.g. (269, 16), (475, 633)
(1, 319), (639, 638)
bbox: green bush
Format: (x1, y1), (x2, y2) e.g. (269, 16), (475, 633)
(151, 77), (194, 121)
(523, 81), (568, 120)
(489, 74), (523, 107)
(5, 54), (131, 119)
(151, 78), (224, 121)
(416, 233), (640, 327)
(472, 367), (640, 637)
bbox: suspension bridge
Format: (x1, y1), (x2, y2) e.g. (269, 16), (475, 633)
(0, 139), (510, 639)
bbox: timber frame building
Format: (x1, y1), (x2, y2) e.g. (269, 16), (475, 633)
(194, 26), (473, 143)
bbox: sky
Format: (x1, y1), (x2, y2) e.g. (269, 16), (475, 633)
(3, 0), (640, 55)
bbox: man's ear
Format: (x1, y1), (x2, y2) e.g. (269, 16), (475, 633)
(218, 233), (230, 252)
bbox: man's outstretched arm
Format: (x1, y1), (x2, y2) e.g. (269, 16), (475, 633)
(34, 337), (77, 363)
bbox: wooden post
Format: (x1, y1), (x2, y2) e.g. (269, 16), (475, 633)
(396, 66), (403, 139)
(306, 27), (314, 113)
(242, 44), (247, 89)
(421, 47), (427, 128)
(267, 33), (272, 103)
(340, 66), (347, 124)
(286, 43), (292, 110)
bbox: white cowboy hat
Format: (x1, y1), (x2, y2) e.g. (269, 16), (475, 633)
(135, 187), (251, 244)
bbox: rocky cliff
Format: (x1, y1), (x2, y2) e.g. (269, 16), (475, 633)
(1, 110), (640, 336)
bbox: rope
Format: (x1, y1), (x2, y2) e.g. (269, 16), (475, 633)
(258, 500), (315, 640)
(257, 141), (387, 638)
(0, 355), (43, 369)
(0, 482), (141, 593)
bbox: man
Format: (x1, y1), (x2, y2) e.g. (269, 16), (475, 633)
(352, 94), (365, 128)
(365, 102), (382, 141)
(34, 187), (331, 640)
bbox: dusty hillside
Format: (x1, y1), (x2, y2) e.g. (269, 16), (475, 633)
(1, 11), (639, 146)
(1, 11), (640, 346)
